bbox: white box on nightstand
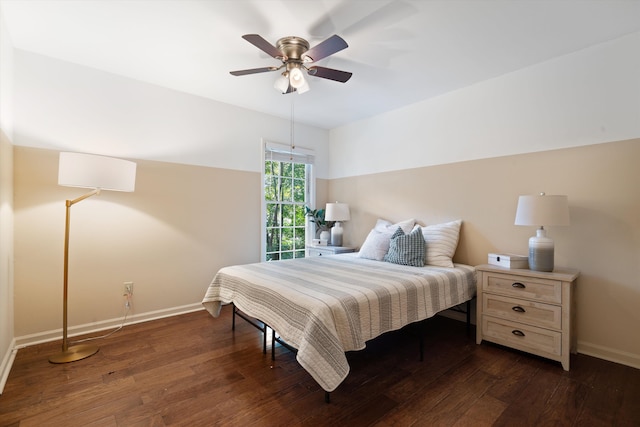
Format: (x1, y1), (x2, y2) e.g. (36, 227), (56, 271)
(488, 253), (528, 269)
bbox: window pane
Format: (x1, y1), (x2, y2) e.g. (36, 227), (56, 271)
(264, 176), (275, 201)
(293, 163), (306, 179)
(281, 178), (292, 202)
(280, 251), (293, 260)
(281, 227), (293, 251)
(266, 203), (280, 228)
(293, 178), (305, 203)
(294, 227), (305, 249)
(282, 162), (292, 177)
(266, 228), (280, 253)
(282, 205), (292, 226)
(266, 160), (280, 176)
(294, 205), (305, 226)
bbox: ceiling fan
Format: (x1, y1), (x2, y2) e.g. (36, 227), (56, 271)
(230, 34), (353, 94)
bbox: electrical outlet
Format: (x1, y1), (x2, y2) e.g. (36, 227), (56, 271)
(124, 281), (134, 296)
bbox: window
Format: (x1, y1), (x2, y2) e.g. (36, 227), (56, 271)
(263, 141), (315, 261)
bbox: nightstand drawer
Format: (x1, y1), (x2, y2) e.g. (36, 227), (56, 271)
(306, 246), (355, 257)
(483, 316), (562, 357)
(484, 273), (562, 304)
(483, 294), (562, 330)
(307, 248), (326, 257)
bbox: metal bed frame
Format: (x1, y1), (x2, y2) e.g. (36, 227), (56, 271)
(231, 299), (474, 403)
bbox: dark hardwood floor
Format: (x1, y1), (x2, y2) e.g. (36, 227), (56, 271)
(1, 305), (639, 426)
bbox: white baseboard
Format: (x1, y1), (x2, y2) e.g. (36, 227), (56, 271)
(578, 340), (640, 370)
(14, 303), (204, 349)
(0, 338), (18, 395)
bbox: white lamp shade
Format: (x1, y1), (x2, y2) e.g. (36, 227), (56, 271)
(514, 194), (570, 226)
(289, 67), (306, 89)
(296, 79), (310, 94)
(58, 152), (137, 192)
(274, 74), (289, 93)
(325, 202), (350, 222)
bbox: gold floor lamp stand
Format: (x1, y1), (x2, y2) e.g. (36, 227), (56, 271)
(49, 343), (99, 364)
(49, 190), (101, 364)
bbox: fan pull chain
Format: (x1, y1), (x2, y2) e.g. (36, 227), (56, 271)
(290, 95), (295, 160)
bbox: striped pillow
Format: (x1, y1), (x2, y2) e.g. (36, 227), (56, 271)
(384, 226), (425, 267)
(419, 220), (462, 268)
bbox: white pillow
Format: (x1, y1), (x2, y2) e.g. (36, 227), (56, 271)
(358, 228), (393, 261)
(418, 220), (462, 268)
(374, 218), (416, 234)
(358, 218), (416, 261)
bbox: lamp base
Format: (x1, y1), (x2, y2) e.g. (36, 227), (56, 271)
(49, 344), (99, 364)
(528, 227), (554, 272)
(331, 222), (343, 246)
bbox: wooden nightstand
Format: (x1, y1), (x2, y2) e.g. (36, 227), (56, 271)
(306, 245), (355, 257)
(475, 264), (579, 370)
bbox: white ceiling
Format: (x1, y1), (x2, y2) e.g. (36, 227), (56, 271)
(2, 0), (640, 129)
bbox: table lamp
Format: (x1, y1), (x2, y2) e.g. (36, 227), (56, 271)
(514, 193), (570, 272)
(325, 202), (350, 247)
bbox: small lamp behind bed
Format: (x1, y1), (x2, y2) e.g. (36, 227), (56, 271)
(325, 202), (350, 247)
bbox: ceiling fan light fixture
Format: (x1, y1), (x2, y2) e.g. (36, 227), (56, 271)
(297, 79), (310, 94)
(231, 34), (352, 94)
(274, 74), (289, 93)
(289, 66), (306, 89)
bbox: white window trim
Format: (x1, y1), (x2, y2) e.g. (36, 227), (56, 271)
(261, 139), (316, 261)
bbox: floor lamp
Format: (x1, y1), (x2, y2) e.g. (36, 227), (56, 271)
(49, 152), (136, 364)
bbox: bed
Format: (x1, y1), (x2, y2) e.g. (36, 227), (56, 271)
(202, 252), (476, 394)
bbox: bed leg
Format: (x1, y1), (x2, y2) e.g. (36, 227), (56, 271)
(262, 323), (267, 354)
(271, 328), (276, 361)
(419, 334), (424, 362)
(232, 303), (236, 331)
(466, 300), (471, 337)
(325, 391), (331, 404)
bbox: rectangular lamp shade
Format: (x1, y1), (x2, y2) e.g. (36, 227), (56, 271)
(58, 152), (137, 192)
(514, 194), (570, 226)
(325, 202), (350, 222)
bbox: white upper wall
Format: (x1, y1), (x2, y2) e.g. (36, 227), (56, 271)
(0, 7), (13, 139)
(329, 32), (640, 179)
(10, 31), (640, 181)
(12, 51), (331, 177)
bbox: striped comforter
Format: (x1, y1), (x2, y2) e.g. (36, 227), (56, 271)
(202, 253), (476, 392)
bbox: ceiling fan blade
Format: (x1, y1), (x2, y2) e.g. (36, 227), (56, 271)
(242, 34), (284, 59)
(230, 66), (279, 76)
(303, 34), (348, 63)
(307, 66), (352, 83)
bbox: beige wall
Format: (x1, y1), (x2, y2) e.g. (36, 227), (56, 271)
(330, 138), (640, 368)
(11, 140), (640, 370)
(14, 147), (261, 340)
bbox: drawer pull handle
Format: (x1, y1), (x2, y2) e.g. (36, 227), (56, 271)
(512, 330), (525, 337)
(512, 306), (526, 313)
(511, 282), (526, 289)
